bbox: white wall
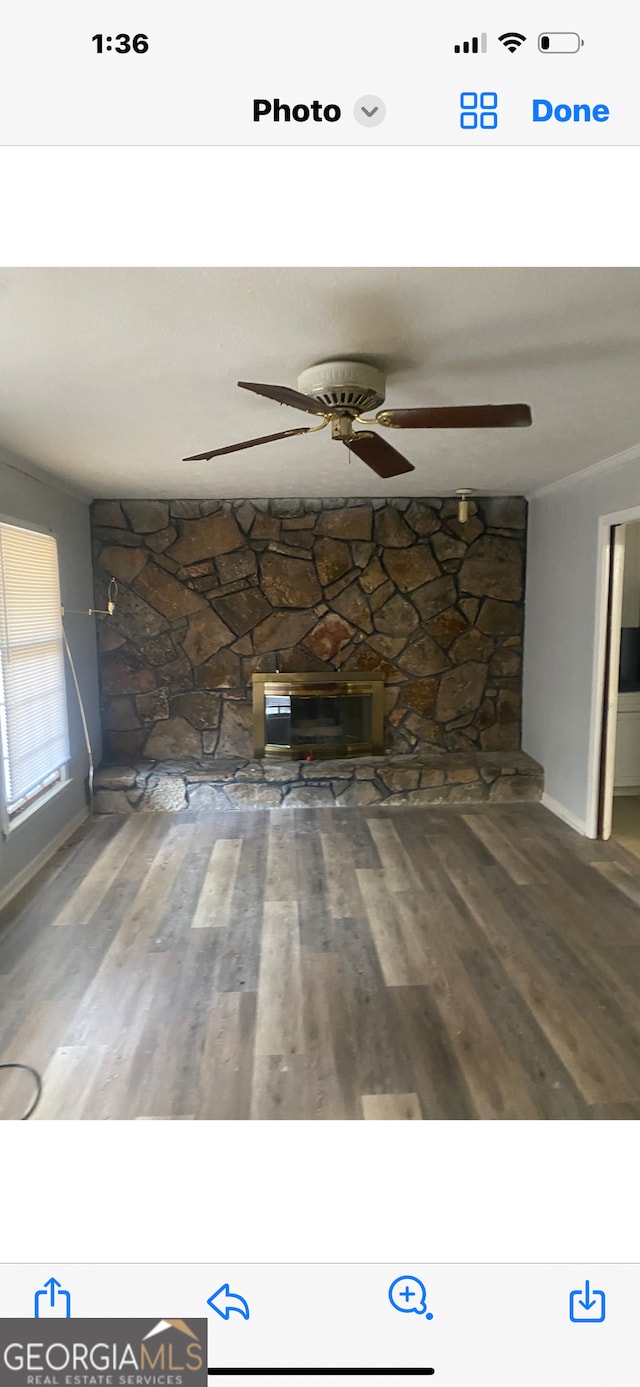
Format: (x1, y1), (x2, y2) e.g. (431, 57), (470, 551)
(523, 451), (640, 835)
(0, 447), (101, 908)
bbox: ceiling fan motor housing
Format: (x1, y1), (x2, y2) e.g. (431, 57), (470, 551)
(297, 360), (386, 415)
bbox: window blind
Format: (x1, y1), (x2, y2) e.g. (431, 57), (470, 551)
(0, 522), (70, 810)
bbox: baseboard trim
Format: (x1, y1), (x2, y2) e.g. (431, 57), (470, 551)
(0, 808), (89, 914)
(541, 791), (589, 837)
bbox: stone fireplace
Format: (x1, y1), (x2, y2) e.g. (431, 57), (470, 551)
(252, 672), (384, 758)
(91, 494), (526, 764)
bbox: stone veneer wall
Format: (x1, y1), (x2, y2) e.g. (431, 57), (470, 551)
(91, 496), (526, 763)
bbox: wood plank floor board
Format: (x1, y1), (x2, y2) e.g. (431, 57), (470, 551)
(31, 1043), (110, 1120)
(210, 813), (269, 994)
(458, 946), (590, 1119)
(388, 985), (476, 1120)
(0, 815), (114, 935)
(131, 1023), (195, 1123)
(0, 899), (141, 1063)
(419, 808), (499, 862)
(48, 880), (153, 1044)
(584, 1102), (640, 1119)
(194, 990), (257, 1120)
(293, 812), (327, 896)
(514, 879), (640, 1012)
(362, 1093), (423, 1119)
(399, 810), (494, 888)
(149, 929), (246, 1120)
(365, 818), (424, 895)
(297, 894), (333, 957)
(388, 888), (542, 1119)
(513, 832), (640, 947)
(432, 849), (638, 1105)
(59, 824), (192, 1051)
(461, 813), (548, 887)
(0, 1000), (70, 1119)
(300, 949), (361, 1119)
(320, 826), (367, 921)
(385, 813), (493, 956)
(593, 858), (640, 910)
(81, 953), (181, 1119)
(2, 803), (640, 1119)
(0, 1065), (40, 1120)
(94, 922), (223, 1120)
(372, 804), (447, 834)
(485, 859), (640, 1040)
(192, 839), (243, 930)
(51, 817), (150, 927)
(324, 914), (417, 1100)
(356, 868), (432, 987)
(265, 812), (299, 904)
(505, 804), (640, 890)
(125, 948), (207, 1120)
(0, 819), (119, 974)
(321, 807), (382, 870)
(250, 1055), (313, 1120)
(293, 812), (333, 953)
(147, 832), (224, 954)
(490, 879), (640, 1100)
(111, 953), (203, 1121)
(254, 900), (303, 1058)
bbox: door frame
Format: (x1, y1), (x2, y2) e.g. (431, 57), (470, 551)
(596, 525), (625, 839)
(587, 503), (640, 838)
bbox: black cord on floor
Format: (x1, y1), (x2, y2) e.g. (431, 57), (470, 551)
(0, 1062), (42, 1119)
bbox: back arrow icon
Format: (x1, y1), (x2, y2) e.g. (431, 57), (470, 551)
(207, 1284), (250, 1321)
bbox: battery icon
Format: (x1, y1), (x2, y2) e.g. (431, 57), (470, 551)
(538, 32), (584, 53)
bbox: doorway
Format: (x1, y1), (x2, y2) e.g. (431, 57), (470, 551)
(598, 519), (640, 852)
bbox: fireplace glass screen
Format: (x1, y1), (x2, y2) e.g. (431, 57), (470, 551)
(253, 674), (384, 758)
(265, 693), (372, 751)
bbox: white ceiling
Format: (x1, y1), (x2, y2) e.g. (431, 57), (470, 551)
(0, 267), (639, 499)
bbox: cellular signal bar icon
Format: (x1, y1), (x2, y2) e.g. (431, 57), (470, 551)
(454, 33), (487, 54)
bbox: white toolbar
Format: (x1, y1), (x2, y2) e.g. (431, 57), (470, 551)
(0, 1264), (636, 1384)
(0, 0), (635, 145)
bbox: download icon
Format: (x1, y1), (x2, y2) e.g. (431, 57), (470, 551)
(569, 1280), (606, 1323)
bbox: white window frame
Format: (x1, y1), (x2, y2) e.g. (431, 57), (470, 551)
(0, 514), (71, 836)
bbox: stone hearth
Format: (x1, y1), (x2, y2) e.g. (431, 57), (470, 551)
(93, 750), (543, 812)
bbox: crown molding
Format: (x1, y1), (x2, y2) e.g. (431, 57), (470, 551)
(0, 446), (89, 502)
(528, 441), (640, 500)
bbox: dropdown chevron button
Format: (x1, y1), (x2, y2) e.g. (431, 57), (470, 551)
(353, 95), (386, 127)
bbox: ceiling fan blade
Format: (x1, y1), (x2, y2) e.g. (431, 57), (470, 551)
(183, 427), (310, 461)
(238, 380), (328, 416)
(345, 432), (415, 479)
(378, 403), (532, 429)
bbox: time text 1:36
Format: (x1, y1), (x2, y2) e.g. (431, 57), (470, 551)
(91, 34), (149, 54)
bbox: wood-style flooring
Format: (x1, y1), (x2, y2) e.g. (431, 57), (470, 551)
(612, 795), (640, 862)
(1, 803), (640, 1120)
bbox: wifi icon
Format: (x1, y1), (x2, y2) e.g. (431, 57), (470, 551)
(499, 31), (527, 52)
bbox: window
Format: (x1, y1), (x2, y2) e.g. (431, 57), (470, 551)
(0, 521), (70, 827)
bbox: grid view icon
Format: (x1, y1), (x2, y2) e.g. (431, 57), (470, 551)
(460, 91), (498, 129)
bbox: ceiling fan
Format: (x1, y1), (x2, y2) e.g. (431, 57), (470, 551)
(184, 361), (532, 480)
